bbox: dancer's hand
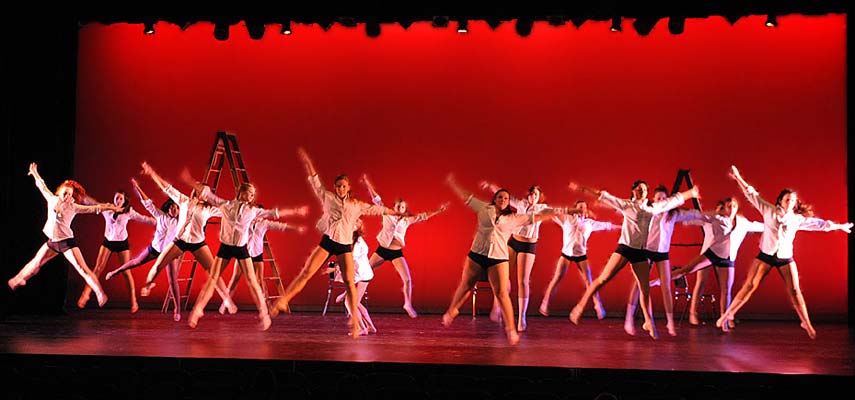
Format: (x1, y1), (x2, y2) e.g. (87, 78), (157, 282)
(568, 182), (579, 191)
(294, 205), (309, 216)
(297, 147), (310, 162)
(130, 177), (140, 189)
(729, 165), (741, 181)
(439, 202), (450, 211)
(28, 162), (38, 176)
(295, 225), (307, 234)
(141, 161), (154, 176)
(478, 181), (491, 190)
(838, 222), (853, 233)
(689, 185), (701, 199)
(446, 174), (456, 184)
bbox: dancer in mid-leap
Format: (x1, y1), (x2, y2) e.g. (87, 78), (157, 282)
(716, 166), (851, 338)
(567, 180), (700, 339)
(358, 174), (448, 318)
(539, 199), (619, 319)
(270, 148), (401, 338)
(9, 163), (121, 307)
(77, 187), (155, 313)
(325, 218), (377, 335)
(441, 175), (567, 345)
(104, 178), (182, 320)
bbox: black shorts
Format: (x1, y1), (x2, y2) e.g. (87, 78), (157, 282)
(615, 244), (648, 264)
(562, 253), (588, 263)
(319, 235), (352, 256)
(102, 238), (130, 253)
(467, 251), (507, 270)
(645, 250), (669, 263)
(508, 236), (537, 254)
(375, 245), (404, 261)
(756, 251), (793, 268)
(174, 239), (206, 253)
(217, 244), (250, 260)
(704, 249), (734, 268)
(46, 238), (78, 253)
(251, 254), (264, 263)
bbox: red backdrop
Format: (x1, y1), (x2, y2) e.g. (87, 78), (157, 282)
(72, 15), (847, 319)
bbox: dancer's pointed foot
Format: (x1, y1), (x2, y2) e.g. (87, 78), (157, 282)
(801, 321), (817, 339)
(226, 300), (238, 315)
(105, 271), (117, 281)
(140, 283), (155, 297)
(259, 314), (272, 331)
(569, 306), (582, 325)
(8, 277), (26, 290)
(188, 309), (203, 329)
(538, 302), (549, 317)
(130, 302), (139, 314)
(173, 312), (182, 322)
(517, 318), (527, 332)
(335, 292), (345, 304)
(403, 304), (418, 318)
(624, 317), (636, 336)
(506, 329), (520, 346)
(96, 291), (108, 307)
(489, 307), (502, 323)
(441, 310), (458, 327)
(270, 299), (290, 317)
(642, 321), (659, 340)
(594, 303), (607, 320)
(689, 312), (700, 326)
(715, 313), (728, 328)
(218, 302), (227, 315)
(666, 321), (677, 337)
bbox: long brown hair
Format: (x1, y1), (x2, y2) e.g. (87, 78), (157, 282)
(56, 180), (88, 203)
(491, 189), (517, 217)
(776, 189), (813, 217)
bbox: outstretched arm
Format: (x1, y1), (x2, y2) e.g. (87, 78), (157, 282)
(140, 161), (173, 192)
(478, 180), (502, 194)
(28, 162), (54, 200)
(361, 174), (382, 204)
(446, 174), (472, 202)
(131, 178), (149, 202)
(297, 147), (318, 177)
(729, 165), (769, 212)
(568, 182), (602, 198)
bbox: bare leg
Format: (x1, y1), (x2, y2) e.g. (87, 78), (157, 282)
(340, 253), (385, 304)
(194, 247), (238, 314)
(9, 244), (60, 289)
(272, 246), (331, 316)
(114, 251), (138, 313)
(164, 258), (182, 321)
(188, 255), (227, 328)
(64, 247), (108, 307)
(442, 258), (481, 326)
(516, 252), (536, 331)
(777, 262), (816, 339)
(578, 260), (606, 320)
(539, 257), (569, 316)
(625, 283), (640, 336)
(689, 268), (709, 325)
(717, 260), (772, 332)
(219, 262), (243, 314)
(338, 253), (363, 338)
(106, 247), (157, 280)
(653, 260), (676, 336)
(714, 266), (734, 328)
(391, 257), (417, 318)
(239, 257), (271, 330)
(79, 246), (111, 308)
(488, 262), (520, 345)
(354, 282), (375, 333)
(570, 252), (628, 324)
(141, 243), (184, 295)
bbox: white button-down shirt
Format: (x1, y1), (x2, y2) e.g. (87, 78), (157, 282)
(741, 185), (830, 259)
(687, 214), (765, 261)
(466, 195), (535, 260)
(554, 215), (618, 257)
(646, 209), (703, 253)
(598, 191), (686, 249)
(41, 196), (105, 241)
(141, 199), (179, 253)
(199, 186), (279, 247)
(101, 208), (155, 241)
(309, 174), (387, 245)
(163, 185), (222, 244)
(247, 219), (290, 258)
(372, 195), (428, 249)
(333, 236), (375, 282)
(509, 197), (550, 240)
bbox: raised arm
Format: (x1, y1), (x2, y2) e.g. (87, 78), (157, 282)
(478, 180), (502, 194)
(180, 168), (227, 207)
(568, 182), (602, 198)
(361, 174), (383, 205)
(446, 174), (473, 202)
(131, 178), (149, 202)
(297, 147), (318, 177)
(141, 162), (171, 192)
(28, 162), (54, 200)
(410, 202), (451, 224)
(729, 165), (769, 212)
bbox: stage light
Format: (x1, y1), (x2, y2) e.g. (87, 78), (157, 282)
(246, 21), (265, 40)
(366, 22), (381, 38)
(143, 21), (155, 35)
(633, 16), (660, 36)
(457, 19), (468, 33)
(280, 20), (292, 35)
(765, 14), (777, 27)
(668, 17), (685, 35)
(610, 16), (622, 32)
(432, 16), (449, 28)
(214, 22), (230, 41)
(515, 17), (533, 37)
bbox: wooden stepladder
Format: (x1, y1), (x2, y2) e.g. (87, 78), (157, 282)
(162, 132), (287, 312)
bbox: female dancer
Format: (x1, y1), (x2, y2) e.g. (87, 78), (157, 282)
(104, 178), (182, 320)
(136, 162), (238, 317)
(218, 207), (306, 315)
(441, 175), (566, 345)
(270, 148), (400, 338)
(77, 188), (155, 313)
(625, 185), (703, 336)
(359, 174), (449, 318)
(9, 163), (120, 307)
(479, 182), (553, 331)
(539, 199), (619, 319)
(648, 197), (763, 327)
(716, 166), (852, 338)
(567, 180), (699, 339)
(181, 171), (307, 330)
(325, 219), (377, 335)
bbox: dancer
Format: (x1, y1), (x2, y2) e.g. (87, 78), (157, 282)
(649, 198), (763, 327)
(105, 178), (182, 320)
(539, 199), (619, 319)
(9, 163), (120, 307)
(567, 180), (699, 339)
(357, 174), (449, 318)
(625, 185), (703, 337)
(441, 175), (567, 345)
(136, 162), (237, 316)
(218, 208), (306, 315)
(270, 148), (401, 338)
(324, 219), (377, 335)
(77, 187), (155, 313)
(715, 166), (851, 338)
(479, 181), (555, 331)
(181, 171), (308, 330)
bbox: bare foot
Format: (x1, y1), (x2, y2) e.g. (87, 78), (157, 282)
(335, 292), (345, 304)
(594, 303), (607, 320)
(727, 319), (736, 329)
(441, 310), (458, 327)
(8, 277), (26, 290)
(96, 291), (108, 307)
(642, 321), (659, 340)
(77, 294), (89, 309)
(270, 299), (290, 317)
(218, 303), (227, 315)
(105, 271), (116, 281)
(666, 322), (677, 337)
(368, 324), (378, 334)
(188, 309), (203, 328)
(624, 317), (636, 336)
(489, 308), (502, 323)
(517, 318), (527, 332)
(140, 283), (155, 297)
(801, 322), (816, 339)
(173, 312), (181, 322)
(689, 313), (700, 326)
(226, 301), (238, 315)
(403, 304), (418, 318)
(715, 313), (728, 328)
(506, 329), (520, 346)
(569, 306), (582, 325)
(130, 302), (139, 314)
(538, 302), (549, 317)
(259, 314), (272, 331)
